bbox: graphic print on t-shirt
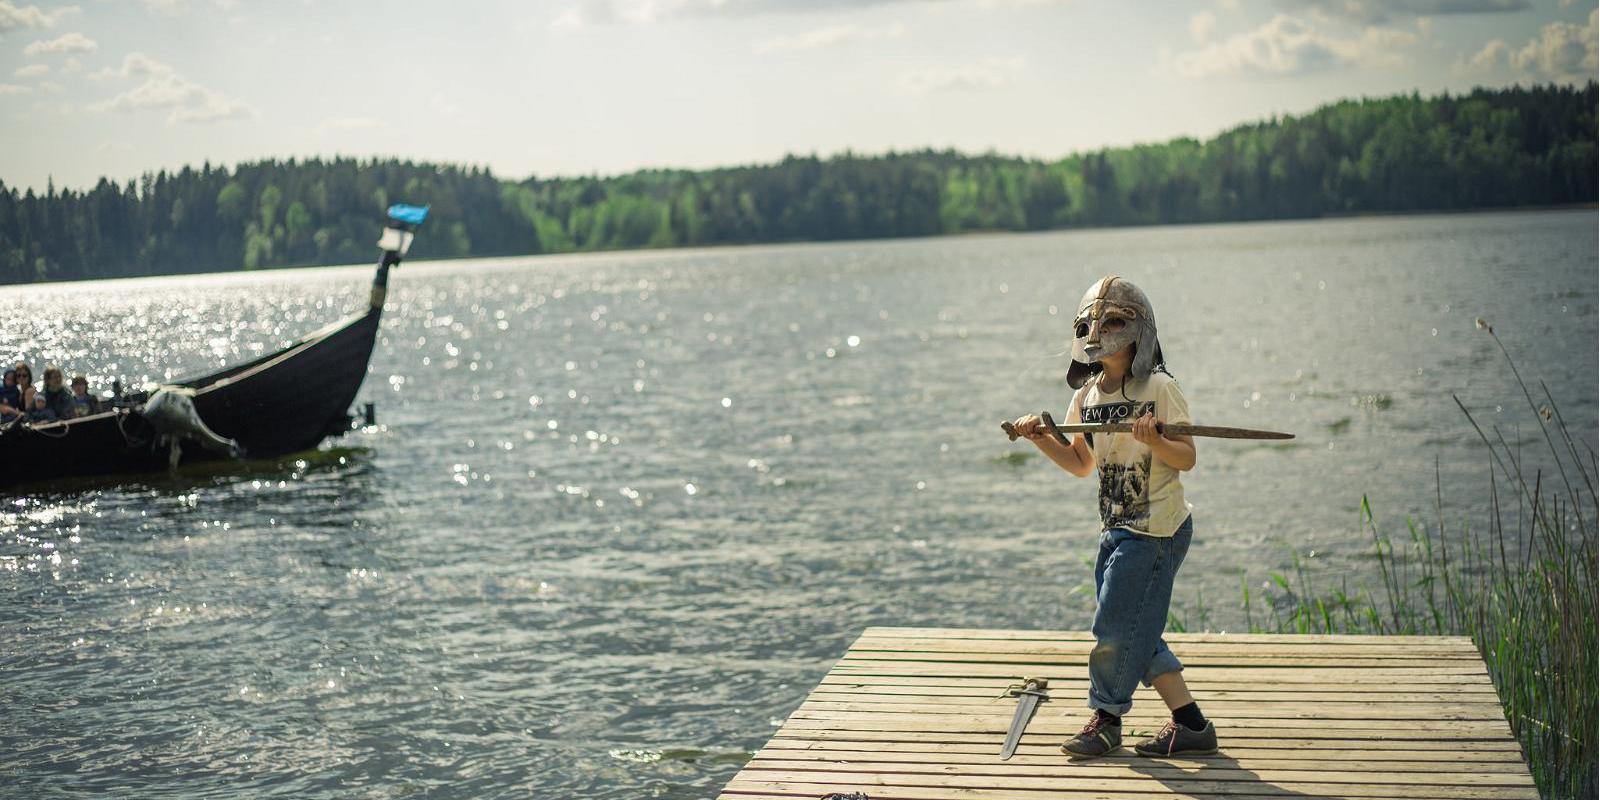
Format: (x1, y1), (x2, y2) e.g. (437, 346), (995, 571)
(1080, 399), (1152, 425)
(1083, 399), (1156, 530)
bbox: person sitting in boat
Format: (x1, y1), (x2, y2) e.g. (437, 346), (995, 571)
(12, 363), (37, 420)
(0, 369), (20, 421)
(70, 374), (102, 417)
(35, 366), (75, 422)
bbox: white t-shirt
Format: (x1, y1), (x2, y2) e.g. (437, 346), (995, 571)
(1068, 371), (1193, 537)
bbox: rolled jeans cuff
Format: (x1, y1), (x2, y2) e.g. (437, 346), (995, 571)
(1086, 692), (1134, 717)
(1142, 651), (1184, 687)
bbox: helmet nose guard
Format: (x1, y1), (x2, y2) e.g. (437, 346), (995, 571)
(1066, 275), (1164, 390)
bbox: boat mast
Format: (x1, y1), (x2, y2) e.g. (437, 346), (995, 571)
(370, 203), (430, 311)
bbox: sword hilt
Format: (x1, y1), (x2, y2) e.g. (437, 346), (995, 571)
(1000, 676), (1050, 697)
(1039, 412), (1072, 447)
(1002, 414), (1073, 446)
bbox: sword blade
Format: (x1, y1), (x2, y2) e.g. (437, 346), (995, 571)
(1002, 418), (1294, 441)
(999, 679), (1047, 759)
(999, 695), (1037, 759)
(1056, 422), (1295, 440)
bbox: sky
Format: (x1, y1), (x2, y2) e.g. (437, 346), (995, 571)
(0, 0), (1595, 192)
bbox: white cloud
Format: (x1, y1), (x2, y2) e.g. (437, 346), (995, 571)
(552, 0), (936, 28)
(753, 22), (904, 54)
(1465, 37), (1508, 70)
(1459, 10), (1598, 83)
(1171, 14), (1416, 77)
(0, 0), (47, 30)
(429, 91), (459, 117)
(0, 81), (30, 95)
(92, 51), (174, 80)
(13, 62), (47, 78)
(125, 0), (238, 14)
(900, 56), (1024, 93)
(22, 31), (95, 56)
(1508, 9), (1598, 83)
(0, 1), (75, 32)
(1279, 0), (1529, 24)
(317, 116), (385, 132)
(1190, 10), (1216, 44)
(91, 52), (256, 123)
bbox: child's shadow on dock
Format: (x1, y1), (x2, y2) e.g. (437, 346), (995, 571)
(1123, 752), (1335, 800)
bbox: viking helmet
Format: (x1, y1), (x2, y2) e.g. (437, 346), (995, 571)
(1066, 275), (1164, 390)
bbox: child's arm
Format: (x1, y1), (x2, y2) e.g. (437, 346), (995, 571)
(1010, 389), (1094, 478)
(1132, 412), (1195, 471)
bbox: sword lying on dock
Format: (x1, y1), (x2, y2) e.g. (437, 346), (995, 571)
(1003, 411), (1294, 446)
(999, 677), (1049, 760)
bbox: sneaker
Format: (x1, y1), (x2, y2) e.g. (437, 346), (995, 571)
(1061, 713), (1122, 758)
(1134, 719), (1218, 757)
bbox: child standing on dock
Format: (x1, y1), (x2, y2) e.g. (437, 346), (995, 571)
(1009, 275), (1217, 759)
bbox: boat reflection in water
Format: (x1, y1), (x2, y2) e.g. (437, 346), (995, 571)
(0, 205), (428, 492)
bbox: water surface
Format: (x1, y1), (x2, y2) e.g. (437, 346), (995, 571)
(3, 210), (1595, 798)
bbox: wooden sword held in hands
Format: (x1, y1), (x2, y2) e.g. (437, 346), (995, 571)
(1002, 411), (1294, 446)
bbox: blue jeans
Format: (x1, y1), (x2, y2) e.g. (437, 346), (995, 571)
(1087, 515), (1193, 715)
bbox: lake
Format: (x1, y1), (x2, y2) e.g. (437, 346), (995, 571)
(2, 209), (1595, 798)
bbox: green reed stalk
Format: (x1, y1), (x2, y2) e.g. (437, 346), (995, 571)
(1175, 331), (1598, 799)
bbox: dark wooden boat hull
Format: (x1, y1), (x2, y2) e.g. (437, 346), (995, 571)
(0, 308), (380, 490)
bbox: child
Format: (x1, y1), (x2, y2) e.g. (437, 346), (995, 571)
(70, 375), (102, 417)
(1010, 275), (1217, 758)
(0, 369), (19, 420)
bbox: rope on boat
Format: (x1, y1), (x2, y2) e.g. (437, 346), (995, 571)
(115, 407), (151, 449)
(26, 422), (71, 438)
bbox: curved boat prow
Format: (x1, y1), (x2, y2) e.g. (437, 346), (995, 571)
(370, 203), (430, 311)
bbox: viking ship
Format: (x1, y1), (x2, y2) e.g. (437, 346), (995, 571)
(0, 205), (428, 491)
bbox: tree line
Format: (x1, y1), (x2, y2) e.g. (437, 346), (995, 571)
(0, 82), (1593, 285)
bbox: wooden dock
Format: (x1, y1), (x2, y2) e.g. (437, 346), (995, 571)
(719, 627), (1535, 800)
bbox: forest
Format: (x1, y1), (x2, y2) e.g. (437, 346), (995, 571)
(0, 82), (1593, 284)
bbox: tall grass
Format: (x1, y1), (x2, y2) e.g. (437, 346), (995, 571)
(1175, 324), (1598, 799)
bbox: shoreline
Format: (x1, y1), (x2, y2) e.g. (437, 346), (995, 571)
(2, 203), (1594, 291)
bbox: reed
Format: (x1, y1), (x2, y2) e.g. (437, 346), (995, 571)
(1174, 324), (1598, 799)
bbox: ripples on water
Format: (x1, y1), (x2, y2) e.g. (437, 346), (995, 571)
(2, 211), (1595, 797)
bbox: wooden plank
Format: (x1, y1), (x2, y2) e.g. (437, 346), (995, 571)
(717, 794), (1444, 800)
(795, 699), (1511, 721)
(764, 736), (1536, 761)
(741, 760), (1535, 787)
(828, 661), (1491, 679)
(836, 652), (1486, 669)
(860, 627), (1475, 646)
(812, 681), (1497, 700)
(768, 728), (1524, 751)
(811, 682), (1499, 700)
(816, 675), (1500, 694)
(755, 741), (1531, 766)
(718, 794), (1457, 800)
(848, 637), (1484, 657)
(723, 774), (1539, 799)
(779, 712), (1514, 737)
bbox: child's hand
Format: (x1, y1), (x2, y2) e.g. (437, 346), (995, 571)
(1131, 411), (1162, 445)
(1011, 414), (1047, 441)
